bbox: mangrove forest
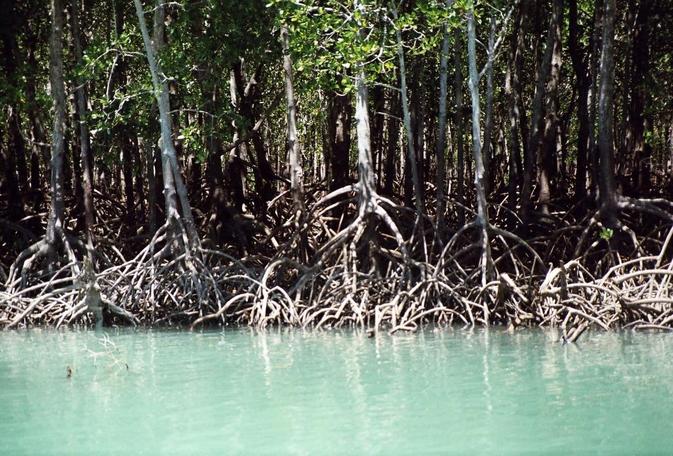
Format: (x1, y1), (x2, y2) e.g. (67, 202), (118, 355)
(1, 0), (673, 342)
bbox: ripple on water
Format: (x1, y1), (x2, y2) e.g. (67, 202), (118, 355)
(1, 328), (673, 454)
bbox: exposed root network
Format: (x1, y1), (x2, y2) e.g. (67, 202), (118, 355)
(3, 193), (673, 344)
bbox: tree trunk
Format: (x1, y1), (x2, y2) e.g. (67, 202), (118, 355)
(227, 67), (246, 213)
(251, 107), (274, 206)
(327, 91), (352, 191)
(112, 0), (135, 230)
(513, 5), (529, 196)
(26, 28), (44, 207)
(141, 137), (157, 234)
(148, 0), (165, 227)
(152, 136), (165, 224)
(569, 0), (591, 201)
(355, 69), (376, 209)
(538, 0), (563, 213)
(627, 0), (651, 196)
(205, 88), (225, 207)
(134, 0), (198, 244)
(453, 29), (466, 225)
(371, 84), (385, 180)
(383, 87), (400, 196)
(47, 0), (67, 245)
(481, 15), (497, 195)
(505, 5), (525, 209)
(2, 111), (23, 221)
(392, 5), (423, 217)
(70, 104), (83, 221)
(232, 62), (275, 207)
(281, 24), (304, 214)
(0, 127), (5, 192)
(436, 0), (452, 236)
(505, 65), (520, 208)
(588, 0), (603, 198)
(121, 133), (136, 228)
(2, 28), (29, 197)
(62, 118), (73, 199)
(2, 24), (26, 219)
(7, 106), (28, 198)
(133, 135), (146, 223)
(521, 0), (558, 220)
(467, 7), (493, 293)
(597, 0), (618, 215)
(411, 73), (425, 202)
(70, 0), (95, 244)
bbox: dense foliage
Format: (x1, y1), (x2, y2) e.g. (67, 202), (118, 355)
(1, 0), (673, 339)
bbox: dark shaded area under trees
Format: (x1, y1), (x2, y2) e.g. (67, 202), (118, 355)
(2, 0), (673, 341)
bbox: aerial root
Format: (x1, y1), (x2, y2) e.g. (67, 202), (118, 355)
(1, 225), (92, 328)
(538, 251), (673, 342)
(3, 195), (673, 339)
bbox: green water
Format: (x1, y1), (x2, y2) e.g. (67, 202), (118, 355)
(1, 329), (673, 455)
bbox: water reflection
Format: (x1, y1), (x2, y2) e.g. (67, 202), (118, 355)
(2, 329), (673, 454)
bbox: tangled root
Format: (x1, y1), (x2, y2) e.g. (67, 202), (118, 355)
(3, 195), (673, 346)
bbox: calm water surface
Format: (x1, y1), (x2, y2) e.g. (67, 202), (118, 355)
(1, 328), (673, 455)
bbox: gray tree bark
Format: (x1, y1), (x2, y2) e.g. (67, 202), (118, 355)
(134, 0), (198, 244)
(391, 5), (423, 218)
(538, 0), (563, 214)
(26, 29), (44, 206)
(481, 15), (497, 195)
(383, 87), (400, 197)
(512, 5), (528, 200)
(47, 0), (67, 246)
(113, 0), (136, 229)
(355, 69), (376, 210)
(453, 30), (466, 225)
(588, 0), (603, 197)
(521, 0), (558, 220)
(435, 0), (453, 238)
(2, 12), (26, 219)
(70, 0), (96, 247)
(281, 24), (304, 214)
(467, 6), (494, 299)
(505, 65), (520, 207)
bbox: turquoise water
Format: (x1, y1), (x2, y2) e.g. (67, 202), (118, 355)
(1, 328), (673, 455)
